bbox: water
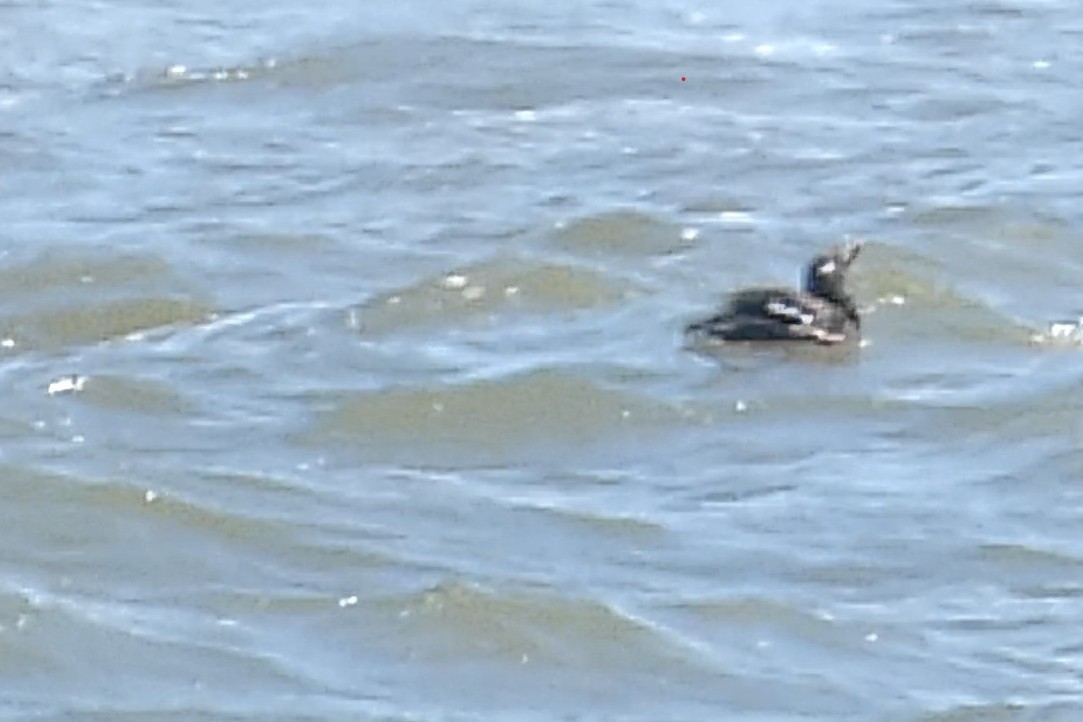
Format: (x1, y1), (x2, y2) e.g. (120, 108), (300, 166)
(1, 0), (1082, 719)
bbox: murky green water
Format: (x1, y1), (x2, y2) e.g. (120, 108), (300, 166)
(1, 1), (1082, 719)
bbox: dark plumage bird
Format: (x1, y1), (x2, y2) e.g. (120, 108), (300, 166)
(686, 242), (863, 345)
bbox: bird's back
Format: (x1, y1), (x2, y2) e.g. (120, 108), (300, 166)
(687, 286), (855, 343)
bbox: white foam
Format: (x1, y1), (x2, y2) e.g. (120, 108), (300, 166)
(442, 274), (468, 290)
(718, 211), (754, 225)
(46, 375), (86, 396)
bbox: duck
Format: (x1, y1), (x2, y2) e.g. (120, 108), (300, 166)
(686, 242), (863, 345)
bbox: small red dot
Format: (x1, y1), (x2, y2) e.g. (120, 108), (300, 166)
(681, 76), (686, 82)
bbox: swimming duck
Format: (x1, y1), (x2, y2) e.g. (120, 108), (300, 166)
(686, 242), (863, 345)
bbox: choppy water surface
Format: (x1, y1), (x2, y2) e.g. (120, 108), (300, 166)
(2, 1), (1083, 719)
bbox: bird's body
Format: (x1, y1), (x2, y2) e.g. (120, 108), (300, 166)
(686, 242), (863, 346)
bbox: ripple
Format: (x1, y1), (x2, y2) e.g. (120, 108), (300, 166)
(538, 506), (668, 539)
(353, 257), (636, 335)
(918, 701), (1042, 722)
(0, 251), (173, 296)
(977, 542), (1083, 571)
(674, 595), (851, 650)
(550, 210), (694, 257)
(0, 249), (213, 351)
(15, 297), (213, 348)
(76, 375), (193, 416)
(380, 580), (703, 670)
(311, 369), (689, 463)
(858, 261), (1033, 346)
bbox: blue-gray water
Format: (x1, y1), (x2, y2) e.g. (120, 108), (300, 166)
(2, 1), (1083, 719)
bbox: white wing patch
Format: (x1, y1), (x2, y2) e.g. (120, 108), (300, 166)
(817, 260), (836, 274)
(765, 300), (815, 325)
